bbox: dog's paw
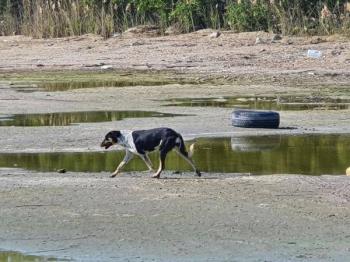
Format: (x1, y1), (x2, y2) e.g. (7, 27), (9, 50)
(110, 173), (118, 178)
(196, 171), (201, 177)
(151, 173), (160, 179)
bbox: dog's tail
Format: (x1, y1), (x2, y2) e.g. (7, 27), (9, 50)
(188, 143), (195, 158)
(177, 134), (195, 158)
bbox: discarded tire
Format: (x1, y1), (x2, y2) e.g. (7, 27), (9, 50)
(232, 110), (280, 128)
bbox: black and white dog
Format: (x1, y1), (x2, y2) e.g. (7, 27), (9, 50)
(101, 127), (201, 178)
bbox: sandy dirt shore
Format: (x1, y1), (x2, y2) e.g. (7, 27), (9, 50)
(0, 30), (350, 261)
(0, 30), (350, 75)
(1, 170), (350, 262)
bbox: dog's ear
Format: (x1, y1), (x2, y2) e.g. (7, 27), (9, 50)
(106, 130), (121, 143)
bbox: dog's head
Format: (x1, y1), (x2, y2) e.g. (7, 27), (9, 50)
(100, 131), (121, 149)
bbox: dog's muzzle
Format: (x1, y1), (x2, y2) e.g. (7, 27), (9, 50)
(101, 140), (113, 149)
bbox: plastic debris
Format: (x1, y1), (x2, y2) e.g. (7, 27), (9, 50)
(307, 49), (322, 58)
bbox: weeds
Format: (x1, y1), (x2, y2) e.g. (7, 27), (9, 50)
(0, 0), (349, 38)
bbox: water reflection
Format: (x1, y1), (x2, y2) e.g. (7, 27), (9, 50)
(0, 135), (349, 175)
(164, 96), (350, 110)
(39, 80), (171, 91)
(0, 111), (182, 127)
(0, 250), (66, 261)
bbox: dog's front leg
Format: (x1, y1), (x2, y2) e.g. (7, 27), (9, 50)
(111, 150), (133, 178)
(152, 151), (167, 179)
(139, 154), (154, 172)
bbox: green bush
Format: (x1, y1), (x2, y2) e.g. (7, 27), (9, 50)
(225, 0), (272, 32)
(170, 0), (199, 32)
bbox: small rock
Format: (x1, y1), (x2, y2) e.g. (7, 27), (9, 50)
(131, 41), (144, 46)
(209, 31), (221, 38)
(124, 25), (160, 37)
(255, 37), (264, 45)
(282, 38), (293, 45)
(36, 64), (44, 67)
(100, 65), (113, 70)
(272, 34), (282, 41)
(165, 25), (181, 35)
(310, 37), (326, 44)
(331, 50), (342, 56)
(57, 169), (66, 173)
(112, 33), (121, 38)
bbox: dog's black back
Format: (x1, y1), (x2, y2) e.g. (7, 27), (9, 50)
(132, 127), (181, 154)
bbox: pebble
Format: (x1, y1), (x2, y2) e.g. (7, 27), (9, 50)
(255, 37), (264, 45)
(209, 31), (221, 38)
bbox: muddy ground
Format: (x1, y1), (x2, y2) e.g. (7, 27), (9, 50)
(0, 30), (350, 261)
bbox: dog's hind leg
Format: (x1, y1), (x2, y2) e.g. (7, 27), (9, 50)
(174, 147), (201, 177)
(139, 154), (154, 172)
(152, 151), (167, 179)
(111, 150), (133, 178)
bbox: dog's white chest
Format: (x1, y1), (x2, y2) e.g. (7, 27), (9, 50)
(119, 131), (138, 154)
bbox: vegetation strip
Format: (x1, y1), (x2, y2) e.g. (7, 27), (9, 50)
(1, 1), (349, 38)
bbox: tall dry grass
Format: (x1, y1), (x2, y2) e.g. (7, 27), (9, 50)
(1, 0), (115, 38)
(0, 0), (349, 38)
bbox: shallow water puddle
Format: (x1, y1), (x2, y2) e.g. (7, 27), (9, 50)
(36, 79), (172, 91)
(164, 96), (350, 110)
(0, 111), (182, 126)
(1, 134), (349, 175)
(0, 250), (67, 261)
(4, 72), (191, 92)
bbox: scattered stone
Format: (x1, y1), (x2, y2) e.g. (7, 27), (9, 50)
(100, 65), (113, 70)
(36, 64), (44, 67)
(112, 33), (121, 38)
(84, 62), (105, 68)
(57, 169), (66, 174)
(255, 37), (264, 45)
(282, 38), (293, 45)
(124, 25), (160, 37)
(209, 31), (221, 38)
(165, 25), (181, 36)
(310, 37), (326, 44)
(331, 50), (342, 56)
(131, 41), (144, 46)
(272, 34), (282, 41)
